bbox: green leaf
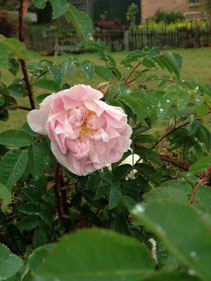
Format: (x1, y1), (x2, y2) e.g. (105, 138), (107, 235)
(33, 229), (154, 281)
(132, 200), (211, 281)
(7, 58), (20, 76)
(0, 243), (23, 281)
(162, 52), (180, 78)
(195, 103), (209, 118)
(142, 271), (200, 281)
(68, 4), (93, 40)
(3, 38), (28, 60)
(0, 182), (11, 200)
(0, 149), (28, 187)
(48, 65), (62, 84)
(95, 65), (114, 80)
(36, 94), (50, 104)
(34, 79), (60, 92)
(121, 49), (149, 66)
(32, 0), (48, 9)
(94, 182), (108, 200)
(134, 147), (162, 166)
(0, 130), (33, 147)
(122, 195), (137, 210)
(156, 239), (180, 270)
(119, 96), (141, 122)
(61, 58), (75, 77)
(51, 0), (69, 19)
(113, 164), (132, 182)
(0, 41), (8, 67)
(18, 215), (41, 231)
(28, 143), (45, 180)
(34, 228), (48, 248)
(188, 156), (211, 176)
(17, 203), (40, 215)
(142, 59), (156, 68)
(173, 53), (183, 72)
(156, 92), (177, 120)
(0, 109), (9, 121)
(195, 186), (211, 212)
(135, 163), (162, 186)
(81, 60), (95, 80)
(8, 80), (26, 97)
(133, 134), (157, 144)
(144, 186), (188, 202)
(148, 47), (160, 58)
(108, 183), (121, 210)
(28, 244), (54, 273)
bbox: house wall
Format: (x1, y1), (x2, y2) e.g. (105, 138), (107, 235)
(141, 0), (207, 22)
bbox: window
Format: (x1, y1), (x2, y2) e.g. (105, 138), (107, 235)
(189, 0), (198, 4)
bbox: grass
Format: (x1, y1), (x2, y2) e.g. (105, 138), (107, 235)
(0, 47), (211, 132)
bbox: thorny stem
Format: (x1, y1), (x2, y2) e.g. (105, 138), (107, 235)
(188, 178), (208, 204)
(158, 153), (189, 171)
(18, 0), (35, 109)
(54, 163), (70, 231)
(5, 104), (32, 111)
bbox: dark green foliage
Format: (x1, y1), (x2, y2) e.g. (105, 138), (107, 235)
(153, 10), (185, 24)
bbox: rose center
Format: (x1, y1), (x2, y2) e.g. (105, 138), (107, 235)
(79, 110), (96, 137)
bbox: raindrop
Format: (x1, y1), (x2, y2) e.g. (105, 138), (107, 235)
(166, 99), (170, 103)
(190, 251), (197, 258)
(188, 269), (196, 276)
(133, 204), (145, 214)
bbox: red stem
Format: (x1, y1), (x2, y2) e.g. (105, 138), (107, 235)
(151, 121), (189, 149)
(54, 163), (70, 231)
(18, 0), (35, 109)
(5, 104), (32, 111)
(158, 153), (189, 171)
(188, 178), (207, 204)
(124, 60), (144, 86)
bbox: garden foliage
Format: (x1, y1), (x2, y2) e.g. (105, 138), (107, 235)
(0, 0), (211, 281)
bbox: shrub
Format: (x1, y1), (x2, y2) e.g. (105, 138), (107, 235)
(153, 10), (185, 24)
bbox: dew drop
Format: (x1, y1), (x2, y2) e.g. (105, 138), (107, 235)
(190, 251), (197, 258)
(133, 204), (145, 215)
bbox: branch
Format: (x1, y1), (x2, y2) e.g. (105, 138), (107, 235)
(32, 70), (48, 85)
(151, 121), (189, 149)
(188, 178), (208, 204)
(54, 162), (70, 231)
(5, 103), (32, 111)
(158, 153), (189, 171)
(124, 59), (145, 86)
(18, 0), (35, 109)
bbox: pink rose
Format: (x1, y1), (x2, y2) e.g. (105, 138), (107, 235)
(27, 84), (132, 176)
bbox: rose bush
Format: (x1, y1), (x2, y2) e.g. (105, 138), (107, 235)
(27, 84), (132, 176)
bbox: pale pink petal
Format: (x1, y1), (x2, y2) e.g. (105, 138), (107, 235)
(27, 94), (54, 135)
(27, 84), (132, 176)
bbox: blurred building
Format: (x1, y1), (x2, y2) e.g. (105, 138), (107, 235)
(141, 0), (210, 22)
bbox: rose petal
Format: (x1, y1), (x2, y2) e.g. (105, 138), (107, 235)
(27, 94), (53, 135)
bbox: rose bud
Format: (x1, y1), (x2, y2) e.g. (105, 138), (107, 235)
(97, 82), (110, 98)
